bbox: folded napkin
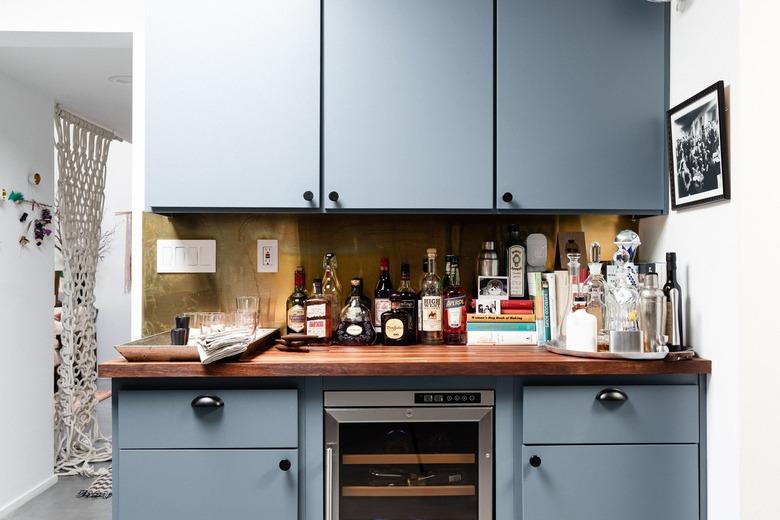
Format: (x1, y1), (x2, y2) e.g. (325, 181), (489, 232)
(196, 329), (252, 365)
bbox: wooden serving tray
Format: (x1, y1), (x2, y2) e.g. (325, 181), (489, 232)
(115, 328), (280, 362)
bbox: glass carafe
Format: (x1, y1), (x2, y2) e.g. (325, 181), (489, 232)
(585, 242), (609, 351)
(322, 252), (342, 337)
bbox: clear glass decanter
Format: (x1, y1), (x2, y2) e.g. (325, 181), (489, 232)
(321, 252), (342, 336)
(606, 249), (640, 332)
(585, 242), (609, 351)
(558, 251), (588, 342)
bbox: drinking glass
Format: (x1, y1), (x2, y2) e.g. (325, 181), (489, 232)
(200, 311), (226, 336)
(235, 296), (259, 330)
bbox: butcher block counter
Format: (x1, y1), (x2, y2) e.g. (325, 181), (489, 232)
(98, 345), (711, 378)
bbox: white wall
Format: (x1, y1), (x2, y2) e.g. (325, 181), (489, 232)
(0, 72), (56, 515)
(94, 140), (133, 366)
(639, 1), (740, 519)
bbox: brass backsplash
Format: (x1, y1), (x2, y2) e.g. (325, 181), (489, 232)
(143, 212), (636, 336)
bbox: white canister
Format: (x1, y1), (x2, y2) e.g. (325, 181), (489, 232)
(565, 309), (597, 352)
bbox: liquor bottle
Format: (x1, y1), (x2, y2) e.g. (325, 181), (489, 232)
(373, 258), (394, 340)
(442, 256), (467, 345)
(305, 278), (331, 342)
(442, 255), (453, 291)
(381, 295), (414, 346)
(506, 224), (526, 298)
(418, 257), (428, 337)
(286, 266), (308, 334)
(420, 248), (443, 345)
(322, 252), (342, 337)
(394, 262), (418, 338)
(335, 279), (377, 345)
(344, 277), (372, 312)
(662, 252), (684, 351)
(585, 242), (609, 351)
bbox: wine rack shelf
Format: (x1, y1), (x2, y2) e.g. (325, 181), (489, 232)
(342, 485), (476, 497)
(342, 453), (476, 465)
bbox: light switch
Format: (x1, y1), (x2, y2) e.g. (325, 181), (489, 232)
(157, 240), (216, 273)
(257, 239), (278, 273)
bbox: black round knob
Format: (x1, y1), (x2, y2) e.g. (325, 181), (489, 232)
(502, 192), (513, 203)
(529, 455), (542, 468)
(279, 459), (292, 472)
(328, 191), (339, 202)
(303, 191), (314, 202)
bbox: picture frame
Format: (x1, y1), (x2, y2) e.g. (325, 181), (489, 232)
(477, 276), (509, 300)
(475, 298), (501, 315)
(667, 80), (730, 210)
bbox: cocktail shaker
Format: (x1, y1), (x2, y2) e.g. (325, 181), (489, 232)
(639, 272), (667, 352)
(477, 241), (499, 277)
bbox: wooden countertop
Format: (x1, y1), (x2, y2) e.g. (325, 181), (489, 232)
(98, 345), (711, 378)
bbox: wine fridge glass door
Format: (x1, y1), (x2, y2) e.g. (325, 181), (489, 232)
(325, 407), (493, 520)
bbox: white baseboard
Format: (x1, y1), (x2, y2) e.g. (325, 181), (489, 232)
(0, 474), (58, 519)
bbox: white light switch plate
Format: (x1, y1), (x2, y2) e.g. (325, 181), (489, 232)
(257, 239), (278, 273)
(157, 240), (216, 273)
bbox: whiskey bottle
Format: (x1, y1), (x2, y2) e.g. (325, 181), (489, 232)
(418, 257), (428, 338)
(420, 248), (443, 345)
(443, 256), (467, 345)
(373, 257), (394, 340)
(335, 279), (377, 345)
(394, 262), (418, 337)
(506, 224), (526, 298)
(305, 278), (331, 342)
(322, 252), (342, 338)
(286, 266), (308, 334)
(381, 295), (414, 346)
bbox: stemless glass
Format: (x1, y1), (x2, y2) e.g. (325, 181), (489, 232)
(200, 311), (226, 336)
(235, 296), (259, 332)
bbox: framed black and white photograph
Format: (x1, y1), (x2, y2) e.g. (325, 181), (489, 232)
(667, 80), (730, 210)
(475, 298), (501, 315)
(477, 276), (509, 300)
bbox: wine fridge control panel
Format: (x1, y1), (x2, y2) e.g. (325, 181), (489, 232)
(414, 392), (482, 404)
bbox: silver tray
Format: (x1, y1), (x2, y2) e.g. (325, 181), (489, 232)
(544, 341), (685, 361)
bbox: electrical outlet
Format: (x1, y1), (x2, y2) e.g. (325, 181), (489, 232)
(157, 240), (216, 273)
(257, 239), (278, 273)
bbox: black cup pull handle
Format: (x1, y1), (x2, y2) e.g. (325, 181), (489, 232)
(502, 192), (513, 203)
(596, 388), (628, 402)
(303, 191), (314, 202)
(529, 455), (542, 468)
(328, 191), (339, 202)
(279, 459), (292, 472)
(191, 395), (224, 408)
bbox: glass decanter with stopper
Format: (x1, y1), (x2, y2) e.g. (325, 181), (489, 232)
(606, 249), (640, 333)
(585, 242), (609, 351)
(559, 250), (597, 351)
(335, 278), (377, 345)
(321, 252), (342, 337)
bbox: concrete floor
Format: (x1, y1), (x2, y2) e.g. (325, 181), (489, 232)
(6, 397), (112, 520)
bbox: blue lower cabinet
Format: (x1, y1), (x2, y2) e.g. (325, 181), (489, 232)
(117, 449), (298, 520)
(521, 444), (698, 520)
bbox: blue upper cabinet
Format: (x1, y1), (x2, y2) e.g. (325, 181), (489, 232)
(323, 0), (494, 210)
(146, 0), (321, 210)
(497, 0), (667, 213)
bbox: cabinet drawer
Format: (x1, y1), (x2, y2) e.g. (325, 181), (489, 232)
(118, 449), (298, 520)
(522, 444), (698, 520)
(523, 385), (698, 444)
(118, 389), (297, 449)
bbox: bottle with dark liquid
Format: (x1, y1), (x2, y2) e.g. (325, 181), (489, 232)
(418, 257), (428, 338)
(443, 256), (467, 345)
(394, 262), (418, 338)
(305, 278), (331, 342)
(286, 266), (308, 334)
(344, 277), (371, 313)
(381, 295), (414, 346)
(373, 257), (394, 341)
(662, 252), (684, 351)
(335, 278), (377, 345)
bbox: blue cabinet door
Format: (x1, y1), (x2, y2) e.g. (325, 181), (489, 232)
(497, 0), (667, 213)
(323, 0), (494, 210)
(522, 445), (698, 520)
(118, 449), (298, 520)
(146, 0), (320, 210)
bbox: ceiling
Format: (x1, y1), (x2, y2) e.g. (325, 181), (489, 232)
(0, 31), (132, 142)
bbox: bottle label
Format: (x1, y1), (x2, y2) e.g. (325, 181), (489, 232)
(508, 245), (526, 297)
(374, 298), (391, 327)
(421, 296), (442, 331)
(445, 296), (466, 327)
(306, 303), (327, 318)
(346, 324), (363, 336)
(307, 319), (327, 338)
(384, 318), (405, 340)
(287, 304), (305, 332)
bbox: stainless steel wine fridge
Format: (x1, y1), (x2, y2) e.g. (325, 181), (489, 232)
(324, 390), (494, 520)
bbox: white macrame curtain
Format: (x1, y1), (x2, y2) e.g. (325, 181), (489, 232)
(54, 105), (116, 476)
